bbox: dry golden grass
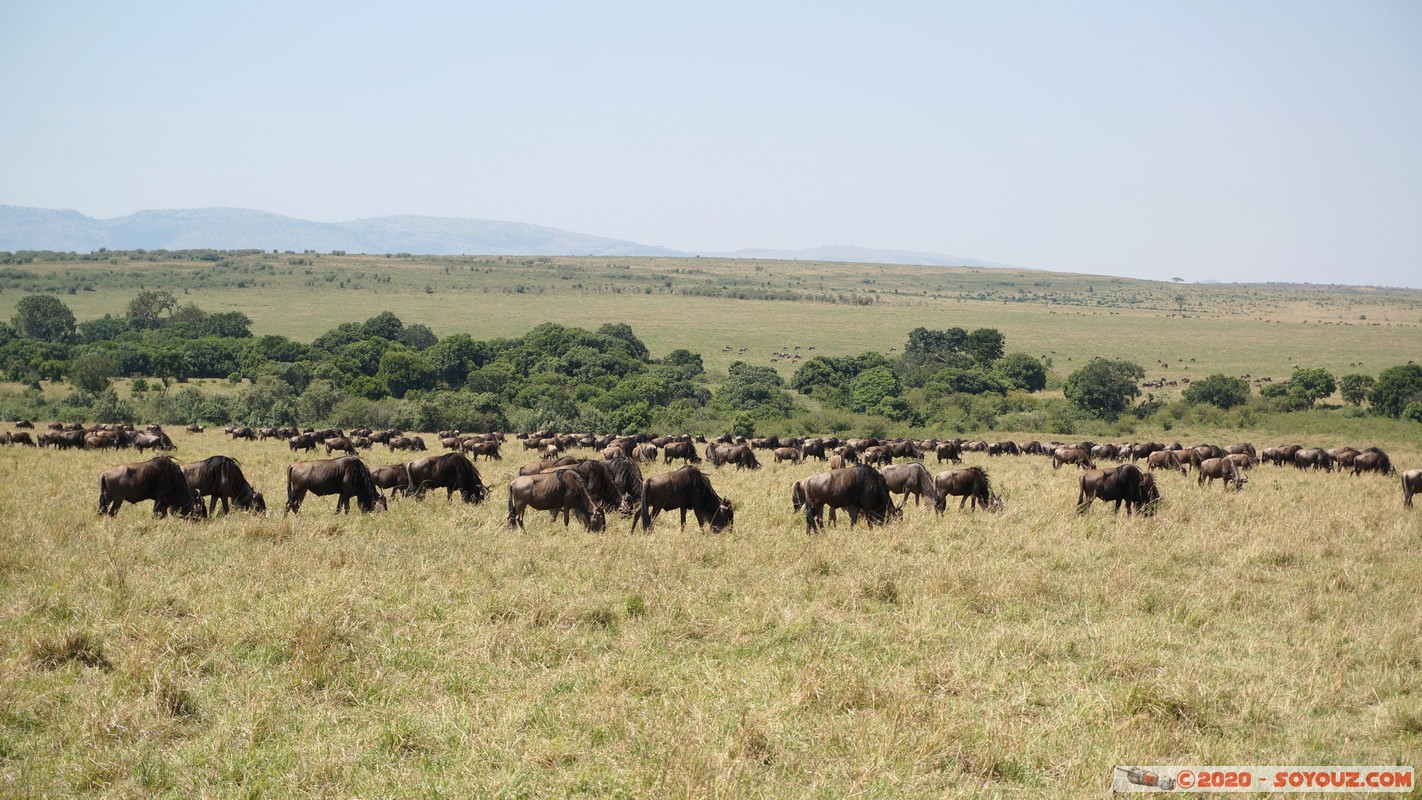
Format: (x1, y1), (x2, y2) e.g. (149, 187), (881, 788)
(1, 433), (1419, 797)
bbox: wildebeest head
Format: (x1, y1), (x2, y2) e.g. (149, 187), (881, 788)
(710, 498), (734, 533)
(247, 491), (268, 514)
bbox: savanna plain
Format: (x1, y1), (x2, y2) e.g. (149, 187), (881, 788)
(1, 253), (1420, 798)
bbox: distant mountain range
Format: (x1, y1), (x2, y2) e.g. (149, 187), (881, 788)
(0, 205), (1009, 268)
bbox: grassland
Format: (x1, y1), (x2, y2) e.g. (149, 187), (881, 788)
(1, 433), (1419, 797)
(2, 252), (1420, 386)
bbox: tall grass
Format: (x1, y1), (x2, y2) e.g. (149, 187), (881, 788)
(2, 433), (1419, 796)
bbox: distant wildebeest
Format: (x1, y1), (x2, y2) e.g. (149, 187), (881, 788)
(1146, 450), (1187, 475)
(881, 462), (940, 509)
(185, 424), (204, 434)
(1224, 443), (1257, 460)
(14, 420), (33, 429)
(1261, 444), (1302, 466)
(545, 460), (630, 516)
(285, 457), (385, 514)
(507, 470), (606, 532)
(406, 453), (487, 503)
(933, 467), (998, 512)
(798, 465), (898, 535)
(889, 440), (923, 460)
(1293, 447), (1333, 472)
(773, 447), (803, 465)
(801, 439), (827, 460)
(324, 436), (357, 457)
(720, 444), (762, 470)
(1352, 450), (1393, 476)
(935, 441), (962, 464)
(228, 426), (256, 441)
(181, 455), (265, 515)
(1198, 457), (1246, 490)
(1077, 464), (1160, 515)
(828, 454), (849, 470)
(519, 456), (579, 476)
(133, 431), (175, 453)
(370, 464), (413, 497)
(5, 431), (35, 447)
(861, 445), (893, 467)
(631, 466), (734, 533)
(988, 441), (1020, 457)
(99, 456), (206, 520)
(463, 440), (503, 461)
(1053, 447), (1095, 471)
(663, 440), (702, 465)
(1402, 469), (1422, 509)
(631, 443), (658, 463)
(289, 434), (317, 452)
(1226, 453), (1254, 471)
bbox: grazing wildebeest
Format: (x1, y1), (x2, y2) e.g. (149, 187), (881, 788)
(6, 431), (35, 447)
(1352, 450), (1394, 476)
(881, 462), (940, 509)
(285, 457), (385, 514)
(519, 456), (579, 476)
(799, 465), (898, 534)
(99, 457), (206, 519)
(388, 435), (426, 452)
(663, 440), (702, 465)
(228, 426), (256, 441)
(463, 440), (503, 461)
(370, 464), (412, 497)
(181, 455), (265, 515)
(15, 420), (33, 429)
(185, 424), (204, 434)
(1198, 457), (1246, 490)
(1402, 469), (1422, 509)
(933, 467), (998, 512)
(862, 445), (893, 467)
(507, 470), (606, 532)
(1053, 447), (1095, 470)
(773, 447), (803, 465)
(1224, 443), (1257, 460)
(325, 436), (357, 457)
(801, 439), (827, 460)
(133, 431), (175, 453)
(406, 453), (487, 503)
(632, 443), (659, 463)
(545, 460), (629, 516)
(889, 440), (923, 460)
(631, 466), (734, 533)
(1293, 447), (1333, 472)
(1146, 449), (1187, 475)
(289, 434), (318, 452)
(721, 444), (762, 470)
(1226, 453), (1255, 471)
(603, 457), (644, 515)
(1077, 464), (1160, 515)
(935, 441), (962, 464)
(988, 441), (1020, 457)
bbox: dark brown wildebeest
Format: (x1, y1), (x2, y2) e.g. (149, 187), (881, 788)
(988, 441), (1020, 457)
(370, 464), (412, 497)
(1198, 457), (1246, 490)
(229, 426), (257, 441)
(773, 447), (803, 465)
(721, 444), (762, 470)
(881, 462), (940, 508)
(1352, 450), (1393, 476)
(828, 454), (848, 470)
(631, 466), (734, 533)
(181, 455), (265, 515)
(285, 457), (385, 514)
(1226, 453), (1254, 471)
(1089, 444), (1118, 462)
(186, 424), (204, 434)
(935, 441), (962, 464)
(1053, 447), (1095, 471)
(1131, 442), (1165, 461)
(441, 436), (462, 451)
(406, 453), (487, 503)
(1077, 464), (1159, 515)
(629, 443), (657, 463)
(99, 457), (206, 519)
(84, 433), (117, 450)
(1194, 444), (1225, 461)
(133, 431), (175, 453)
(463, 440), (502, 461)
(603, 457), (644, 515)
(798, 465), (898, 534)
(933, 466), (998, 512)
(705, 442), (733, 467)
(1261, 444), (1302, 466)
(545, 460), (629, 516)
(507, 471), (606, 532)
(7, 431), (35, 447)
(862, 445), (893, 467)
(889, 440), (923, 460)
(15, 420), (33, 428)
(325, 436), (357, 457)
(388, 435), (426, 452)
(801, 439), (827, 461)
(1294, 447), (1333, 472)
(1225, 443), (1257, 460)
(1146, 450), (1188, 475)
(1402, 469), (1422, 509)
(663, 440), (702, 465)
(519, 456), (579, 476)
(289, 434), (317, 452)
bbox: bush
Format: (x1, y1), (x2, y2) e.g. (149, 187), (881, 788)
(1183, 373), (1250, 409)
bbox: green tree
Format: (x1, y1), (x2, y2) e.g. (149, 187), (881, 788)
(905, 326), (967, 355)
(596, 322), (651, 361)
(1403, 402), (1422, 424)
(200, 311), (253, 339)
(69, 353), (116, 397)
(1287, 367), (1336, 408)
(993, 352), (1047, 392)
(849, 366), (901, 412)
(377, 348), (434, 398)
(1369, 364), (1422, 418)
(1339, 373), (1375, 406)
(964, 328), (1006, 365)
(126, 290), (178, 329)
(1063, 359), (1144, 419)
(1183, 373), (1251, 409)
(398, 323), (438, 350)
(361, 311), (405, 341)
(11, 295), (76, 342)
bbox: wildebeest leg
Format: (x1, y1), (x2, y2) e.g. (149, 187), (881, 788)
(679, 508), (688, 531)
(805, 503), (819, 534)
(286, 488), (306, 515)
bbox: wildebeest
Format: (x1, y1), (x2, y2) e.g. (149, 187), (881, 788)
(861, 445), (893, 467)
(1053, 447), (1095, 470)
(285, 457), (385, 514)
(773, 447), (803, 465)
(1146, 450), (1187, 475)
(663, 440), (702, 465)
(387, 435), (427, 452)
(933, 467), (997, 512)
(889, 440), (924, 459)
(228, 426), (257, 441)
(801, 439), (828, 460)
(720, 444), (762, 470)
(881, 462), (940, 508)
(544, 460), (631, 516)
(1352, 450), (1393, 476)
(185, 424), (204, 434)
(181, 455), (265, 514)
(1293, 447), (1333, 472)
(507, 470), (606, 532)
(5, 431), (35, 446)
(463, 440), (503, 461)
(631, 466), (734, 533)
(1077, 464), (1160, 515)
(133, 431), (175, 453)
(798, 465), (898, 535)
(519, 456), (579, 476)
(632, 443), (659, 463)
(1403, 469), (1422, 509)
(405, 453), (487, 503)
(370, 464), (412, 497)
(1198, 457), (1246, 490)
(289, 434), (317, 452)
(603, 457), (645, 515)
(935, 441), (962, 464)
(99, 456), (206, 519)
(324, 436), (357, 457)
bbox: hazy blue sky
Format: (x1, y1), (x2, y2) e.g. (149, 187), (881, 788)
(2, 2), (1420, 286)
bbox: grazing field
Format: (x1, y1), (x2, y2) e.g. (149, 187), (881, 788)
(2, 253), (1421, 383)
(2, 432), (1419, 797)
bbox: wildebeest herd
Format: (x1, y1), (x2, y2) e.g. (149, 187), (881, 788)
(1, 422), (1415, 532)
